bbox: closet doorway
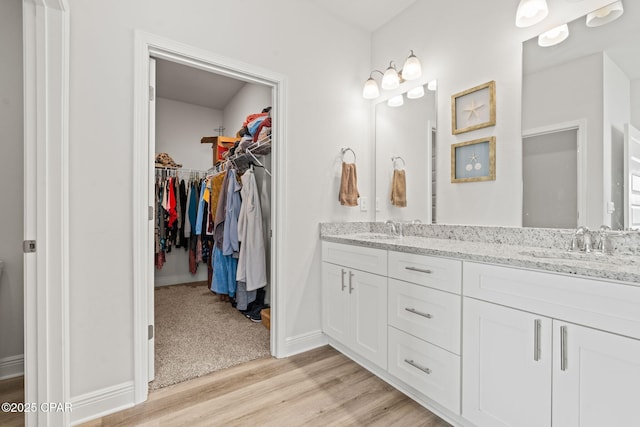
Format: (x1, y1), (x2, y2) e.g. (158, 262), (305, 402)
(133, 33), (286, 403)
(149, 57), (273, 389)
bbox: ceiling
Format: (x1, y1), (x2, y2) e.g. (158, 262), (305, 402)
(308, 0), (418, 32)
(155, 59), (246, 110)
(154, 1), (418, 110)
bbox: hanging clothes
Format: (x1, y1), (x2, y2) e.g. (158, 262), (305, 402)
(237, 169), (267, 292)
(223, 169), (242, 257)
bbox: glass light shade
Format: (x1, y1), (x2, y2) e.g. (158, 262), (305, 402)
(515, 0), (549, 27)
(538, 23), (569, 47)
(427, 80), (437, 91)
(362, 77), (380, 99)
(381, 66), (400, 90)
(586, 1), (623, 27)
(388, 95), (404, 107)
(402, 52), (422, 80)
(407, 85), (425, 99)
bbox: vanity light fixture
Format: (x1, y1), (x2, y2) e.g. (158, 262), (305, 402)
(388, 94), (404, 107)
(515, 0), (549, 27)
(362, 50), (422, 99)
(362, 71), (382, 99)
(586, 0), (624, 27)
(381, 61), (401, 90)
(402, 50), (422, 81)
(538, 23), (569, 47)
(407, 85), (425, 99)
(427, 79), (437, 91)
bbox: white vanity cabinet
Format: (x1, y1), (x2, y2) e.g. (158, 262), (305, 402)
(462, 261), (640, 427)
(387, 251), (462, 414)
(321, 242), (388, 369)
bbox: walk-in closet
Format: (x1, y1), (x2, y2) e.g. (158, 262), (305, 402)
(149, 58), (273, 389)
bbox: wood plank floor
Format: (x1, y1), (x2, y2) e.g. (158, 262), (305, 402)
(83, 346), (452, 427)
(0, 375), (24, 427)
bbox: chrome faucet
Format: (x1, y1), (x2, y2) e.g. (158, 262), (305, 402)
(596, 225), (612, 254)
(385, 220), (403, 237)
(571, 226), (592, 253)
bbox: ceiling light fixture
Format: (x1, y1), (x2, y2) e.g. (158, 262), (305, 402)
(586, 0), (624, 27)
(515, 0), (549, 27)
(362, 50), (422, 99)
(538, 23), (569, 47)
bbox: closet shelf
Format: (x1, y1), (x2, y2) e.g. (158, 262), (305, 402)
(213, 135), (272, 176)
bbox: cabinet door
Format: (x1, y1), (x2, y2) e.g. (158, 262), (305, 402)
(351, 269), (388, 369)
(553, 321), (640, 427)
(462, 298), (552, 427)
(321, 262), (349, 345)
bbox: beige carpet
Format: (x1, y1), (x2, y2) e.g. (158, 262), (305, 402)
(149, 282), (270, 390)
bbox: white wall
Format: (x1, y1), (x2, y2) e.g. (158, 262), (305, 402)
(153, 97), (221, 286)
(155, 97), (223, 171)
(66, 0), (371, 402)
(223, 83), (272, 135)
(371, 0), (614, 227)
(0, 0), (24, 379)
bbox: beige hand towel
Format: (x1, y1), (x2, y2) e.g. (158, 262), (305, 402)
(391, 169), (407, 207)
(339, 162), (360, 207)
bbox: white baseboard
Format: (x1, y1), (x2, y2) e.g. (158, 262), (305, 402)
(154, 271), (208, 287)
(280, 330), (328, 357)
(70, 381), (135, 426)
(0, 354), (24, 380)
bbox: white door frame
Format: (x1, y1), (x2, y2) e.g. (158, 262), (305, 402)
(23, 0), (71, 426)
(522, 119), (588, 226)
(132, 31), (287, 404)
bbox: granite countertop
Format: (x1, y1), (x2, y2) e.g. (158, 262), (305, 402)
(321, 232), (640, 285)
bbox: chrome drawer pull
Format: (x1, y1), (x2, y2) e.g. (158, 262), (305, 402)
(404, 358), (431, 375)
(349, 271), (354, 294)
(405, 266), (432, 274)
(560, 325), (568, 371)
(341, 269), (346, 291)
(405, 307), (433, 319)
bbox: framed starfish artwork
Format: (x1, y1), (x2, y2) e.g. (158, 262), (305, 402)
(451, 80), (496, 135)
(451, 136), (496, 183)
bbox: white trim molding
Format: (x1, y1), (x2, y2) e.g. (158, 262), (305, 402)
(132, 31), (288, 405)
(69, 381), (135, 426)
(522, 118), (588, 227)
(0, 354), (25, 380)
(23, 0), (71, 426)
(281, 330), (328, 358)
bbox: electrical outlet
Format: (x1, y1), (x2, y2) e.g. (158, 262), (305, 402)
(360, 197), (368, 212)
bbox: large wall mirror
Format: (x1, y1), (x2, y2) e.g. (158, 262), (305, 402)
(522, 0), (640, 230)
(374, 82), (437, 223)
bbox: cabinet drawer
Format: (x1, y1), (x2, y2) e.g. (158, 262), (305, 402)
(322, 241), (387, 276)
(388, 251), (461, 294)
(388, 278), (461, 354)
(463, 261), (640, 340)
(388, 327), (460, 414)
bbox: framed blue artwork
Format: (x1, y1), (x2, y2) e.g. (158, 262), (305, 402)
(451, 137), (496, 183)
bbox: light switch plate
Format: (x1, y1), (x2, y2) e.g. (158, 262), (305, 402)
(360, 197), (368, 212)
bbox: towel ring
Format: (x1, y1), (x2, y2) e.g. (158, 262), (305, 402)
(391, 156), (406, 170)
(341, 147), (357, 163)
